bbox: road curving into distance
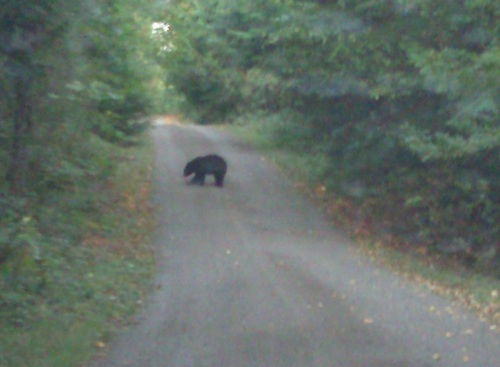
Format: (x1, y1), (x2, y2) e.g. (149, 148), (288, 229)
(90, 119), (500, 367)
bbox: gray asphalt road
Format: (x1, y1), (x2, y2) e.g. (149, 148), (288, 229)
(91, 121), (500, 367)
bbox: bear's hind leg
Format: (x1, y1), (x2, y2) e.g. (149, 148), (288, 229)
(214, 173), (225, 187)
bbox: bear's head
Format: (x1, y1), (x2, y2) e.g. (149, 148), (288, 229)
(183, 159), (198, 177)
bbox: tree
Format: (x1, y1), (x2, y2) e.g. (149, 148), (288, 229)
(163, 0), (499, 265)
(0, 0), (164, 322)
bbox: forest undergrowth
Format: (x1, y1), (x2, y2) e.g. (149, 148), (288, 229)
(0, 135), (156, 367)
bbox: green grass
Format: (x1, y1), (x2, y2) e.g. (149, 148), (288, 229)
(0, 134), (156, 367)
(229, 112), (331, 185)
(226, 116), (500, 327)
(1, 316), (102, 367)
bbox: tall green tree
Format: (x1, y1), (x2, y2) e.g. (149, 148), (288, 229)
(1, 0), (164, 321)
(163, 0), (499, 265)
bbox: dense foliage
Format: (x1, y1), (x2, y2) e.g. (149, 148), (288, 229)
(162, 0), (499, 270)
(0, 0), (163, 328)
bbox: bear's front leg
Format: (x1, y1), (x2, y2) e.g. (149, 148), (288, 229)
(191, 172), (205, 185)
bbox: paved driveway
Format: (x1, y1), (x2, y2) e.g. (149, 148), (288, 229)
(91, 121), (500, 367)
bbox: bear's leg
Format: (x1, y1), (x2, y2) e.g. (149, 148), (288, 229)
(191, 172), (205, 185)
(214, 173), (225, 187)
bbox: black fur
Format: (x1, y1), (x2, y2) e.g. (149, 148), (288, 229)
(183, 154), (227, 187)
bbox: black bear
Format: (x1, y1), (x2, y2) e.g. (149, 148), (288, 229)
(183, 154), (227, 187)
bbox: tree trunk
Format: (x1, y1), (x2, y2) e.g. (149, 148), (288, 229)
(7, 77), (32, 195)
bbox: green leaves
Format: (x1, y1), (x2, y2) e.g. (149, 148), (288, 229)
(404, 41), (499, 161)
(0, 0), (162, 331)
(164, 0), (499, 262)
(402, 124), (500, 161)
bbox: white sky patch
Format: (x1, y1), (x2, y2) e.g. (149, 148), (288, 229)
(151, 22), (172, 52)
(152, 22), (169, 34)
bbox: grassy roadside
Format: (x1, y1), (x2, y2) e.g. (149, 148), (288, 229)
(226, 120), (499, 329)
(0, 134), (156, 367)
